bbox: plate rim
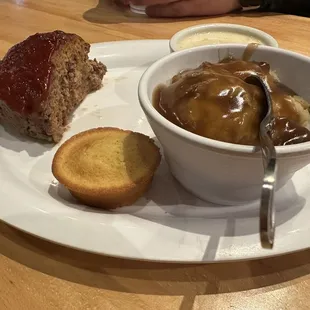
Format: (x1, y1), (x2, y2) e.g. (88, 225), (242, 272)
(1, 39), (309, 263)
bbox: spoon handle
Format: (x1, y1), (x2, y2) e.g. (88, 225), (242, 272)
(259, 120), (278, 249)
(245, 73), (278, 249)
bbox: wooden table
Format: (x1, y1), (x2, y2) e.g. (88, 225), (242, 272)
(1, 1), (310, 309)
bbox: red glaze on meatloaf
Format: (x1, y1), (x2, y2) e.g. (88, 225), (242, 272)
(0, 30), (107, 142)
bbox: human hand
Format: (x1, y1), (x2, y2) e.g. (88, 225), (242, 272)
(128, 0), (241, 17)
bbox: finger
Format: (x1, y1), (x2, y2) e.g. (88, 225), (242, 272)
(146, 1), (203, 17)
(130, 0), (178, 7)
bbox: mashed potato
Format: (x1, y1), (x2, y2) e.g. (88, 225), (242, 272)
(154, 58), (310, 146)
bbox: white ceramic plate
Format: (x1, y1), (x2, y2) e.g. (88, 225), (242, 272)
(1, 40), (310, 263)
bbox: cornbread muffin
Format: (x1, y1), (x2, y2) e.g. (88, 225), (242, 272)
(52, 127), (161, 209)
(0, 30), (107, 143)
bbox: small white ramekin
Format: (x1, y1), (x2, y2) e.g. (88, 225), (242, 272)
(138, 44), (310, 205)
(170, 23), (279, 52)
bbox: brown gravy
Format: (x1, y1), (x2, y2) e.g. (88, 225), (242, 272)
(153, 56), (310, 146)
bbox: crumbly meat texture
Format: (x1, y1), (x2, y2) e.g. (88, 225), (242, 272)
(0, 31), (107, 143)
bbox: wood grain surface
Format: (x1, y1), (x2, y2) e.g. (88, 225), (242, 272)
(1, 1), (310, 309)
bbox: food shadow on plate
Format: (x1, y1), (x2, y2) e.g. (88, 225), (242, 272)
(46, 125), (305, 261)
(135, 163), (305, 261)
(47, 161), (305, 262)
(132, 162), (305, 230)
(0, 125), (52, 157)
(48, 182), (146, 214)
(48, 139), (305, 236)
(48, 182), (93, 212)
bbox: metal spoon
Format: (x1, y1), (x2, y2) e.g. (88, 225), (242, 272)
(245, 74), (278, 249)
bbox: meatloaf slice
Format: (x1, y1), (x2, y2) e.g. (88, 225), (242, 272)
(0, 30), (107, 143)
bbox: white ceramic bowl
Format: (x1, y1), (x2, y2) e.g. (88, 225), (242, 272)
(138, 44), (310, 205)
(170, 23), (279, 52)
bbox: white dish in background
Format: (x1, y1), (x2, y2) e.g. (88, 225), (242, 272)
(129, 4), (146, 14)
(1, 40), (310, 263)
(169, 23), (279, 52)
(138, 44), (310, 205)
